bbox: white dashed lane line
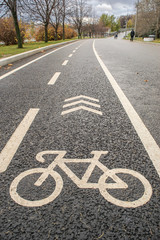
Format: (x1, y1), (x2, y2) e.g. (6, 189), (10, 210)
(0, 42), (79, 81)
(48, 72), (61, 85)
(62, 60), (69, 66)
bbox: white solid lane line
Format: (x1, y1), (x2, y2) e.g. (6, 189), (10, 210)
(62, 60), (69, 66)
(0, 108), (39, 173)
(93, 40), (160, 177)
(0, 41), (79, 81)
(48, 72), (61, 85)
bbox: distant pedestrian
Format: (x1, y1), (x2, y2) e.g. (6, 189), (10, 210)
(114, 32), (118, 39)
(130, 29), (135, 41)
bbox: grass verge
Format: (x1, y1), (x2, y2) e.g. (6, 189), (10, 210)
(124, 36), (160, 43)
(0, 38), (78, 58)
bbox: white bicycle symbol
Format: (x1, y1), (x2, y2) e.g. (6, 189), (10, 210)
(10, 151), (152, 208)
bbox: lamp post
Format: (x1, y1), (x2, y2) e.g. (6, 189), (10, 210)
(135, 0), (139, 36)
(123, 6), (128, 36)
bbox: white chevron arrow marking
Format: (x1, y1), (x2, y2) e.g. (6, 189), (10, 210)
(61, 106), (102, 116)
(63, 100), (101, 109)
(64, 95), (99, 103)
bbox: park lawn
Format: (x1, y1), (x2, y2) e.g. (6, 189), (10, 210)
(154, 39), (160, 43)
(124, 36), (160, 43)
(0, 38), (77, 58)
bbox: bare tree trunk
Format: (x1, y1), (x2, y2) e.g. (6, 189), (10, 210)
(44, 23), (48, 42)
(62, 0), (65, 40)
(156, 7), (160, 38)
(63, 16), (65, 40)
(12, 10), (23, 48)
(55, 27), (58, 40)
(78, 28), (81, 38)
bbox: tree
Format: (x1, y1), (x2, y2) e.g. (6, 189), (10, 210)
(119, 15), (135, 29)
(70, 0), (91, 38)
(61, 0), (73, 40)
(115, 18), (121, 32)
(127, 18), (134, 28)
(100, 14), (110, 27)
(136, 0), (160, 38)
(50, 0), (62, 40)
(0, 0), (23, 48)
(0, 17), (17, 45)
(99, 14), (120, 32)
(62, 0), (65, 39)
(22, 0), (56, 42)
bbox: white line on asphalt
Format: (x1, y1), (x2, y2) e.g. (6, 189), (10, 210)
(0, 108), (39, 173)
(0, 42), (79, 81)
(68, 54), (73, 58)
(64, 95), (99, 102)
(93, 40), (160, 177)
(48, 72), (61, 85)
(73, 50), (76, 53)
(78, 44), (83, 48)
(62, 60), (68, 66)
(61, 106), (102, 116)
(63, 100), (101, 108)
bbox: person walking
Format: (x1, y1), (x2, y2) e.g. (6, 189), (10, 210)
(130, 29), (135, 41)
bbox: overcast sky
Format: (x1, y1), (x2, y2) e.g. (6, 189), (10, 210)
(89, 0), (137, 17)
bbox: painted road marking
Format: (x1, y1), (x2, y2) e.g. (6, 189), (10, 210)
(93, 40), (160, 177)
(64, 95), (99, 103)
(0, 108), (39, 173)
(62, 60), (68, 66)
(61, 106), (102, 116)
(48, 72), (61, 85)
(62, 95), (102, 115)
(63, 100), (101, 109)
(10, 150), (152, 208)
(0, 42), (79, 81)
(68, 54), (73, 58)
(73, 50), (76, 53)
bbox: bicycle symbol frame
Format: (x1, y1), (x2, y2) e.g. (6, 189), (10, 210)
(10, 151), (152, 208)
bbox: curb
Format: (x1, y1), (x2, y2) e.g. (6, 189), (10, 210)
(0, 40), (78, 67)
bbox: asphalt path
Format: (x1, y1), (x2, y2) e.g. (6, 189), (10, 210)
(0, 38), (160, 239)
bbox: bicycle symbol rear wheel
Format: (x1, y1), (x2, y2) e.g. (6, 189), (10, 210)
(10, 168), (63, 207)
(98, 168), (152, 208)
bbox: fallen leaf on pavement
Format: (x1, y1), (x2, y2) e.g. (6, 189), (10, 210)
(144, 80), (148, 82)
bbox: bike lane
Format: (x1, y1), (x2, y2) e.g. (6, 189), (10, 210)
(0, 39), (160, 239)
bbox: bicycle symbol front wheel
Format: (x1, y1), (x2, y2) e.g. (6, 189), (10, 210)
(10, 168), (63, 207)
(98, 168), (152, 208)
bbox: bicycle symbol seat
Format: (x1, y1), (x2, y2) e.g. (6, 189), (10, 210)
(10, 151), (152, 208)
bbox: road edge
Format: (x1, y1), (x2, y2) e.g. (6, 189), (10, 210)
(0, 40), (79, 67)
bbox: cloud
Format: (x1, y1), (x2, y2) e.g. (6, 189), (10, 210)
(96, 3), (112, 15)
(89, 0), (136, 17)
